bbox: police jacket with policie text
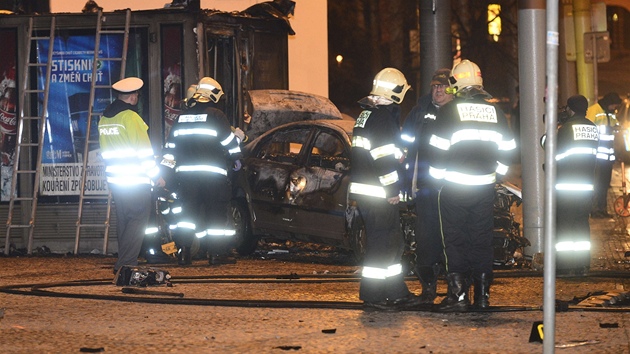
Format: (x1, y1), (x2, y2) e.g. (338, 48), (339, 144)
(160, 103), (241, 180)
(98, 99), (159, 187)
(428, 96), (516, 186)
(586, 103), (618, 162)
(543, 114), (598, 190)
(350, 103), (403, 200)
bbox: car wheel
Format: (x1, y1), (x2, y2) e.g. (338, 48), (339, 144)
(350, 214), (367, 262)
(232, 198), (259, 255)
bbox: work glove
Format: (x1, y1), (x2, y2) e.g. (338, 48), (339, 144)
(233, 127), (246, 142)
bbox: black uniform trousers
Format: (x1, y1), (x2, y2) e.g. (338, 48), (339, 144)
(439, 183), (495, 276)
(592, 159), (613, 214)
(110, 184), (152, 271)
(358, 198), (410, 303)
(414, 186), (442, 268)
(173, 173), (233, 256)
(556, 189), (592, 270)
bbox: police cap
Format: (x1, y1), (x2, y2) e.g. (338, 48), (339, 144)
(112, 77), (143, 93)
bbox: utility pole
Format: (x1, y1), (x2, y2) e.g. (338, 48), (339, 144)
(418, 0), (452, 96)
(572, 0), (595, 104)
(518, 0), (547, 273)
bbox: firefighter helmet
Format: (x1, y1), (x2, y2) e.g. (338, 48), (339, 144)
(194, 77), (224, 103)
(449, 59), (483, 91)
(184, 84), (198, 108)
(370, 67), (410, 104)
(185, 84), (197, 101)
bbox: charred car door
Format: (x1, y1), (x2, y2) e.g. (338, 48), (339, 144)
(244, 126), (312, 235)
(288, 127), (351, 243)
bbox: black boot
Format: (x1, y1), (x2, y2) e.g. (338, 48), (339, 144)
(177, 246), (191, 266)
(416, 264), (439, 304)
(435, 272), (470, 312)
(473, 272), (493, 309)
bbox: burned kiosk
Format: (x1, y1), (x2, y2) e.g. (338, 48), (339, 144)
(0, 4), (296, 255)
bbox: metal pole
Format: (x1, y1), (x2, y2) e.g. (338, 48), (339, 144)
(518, 0), (547, 271)
(419, 0), (452, 96)
(544, 0), (560, 351)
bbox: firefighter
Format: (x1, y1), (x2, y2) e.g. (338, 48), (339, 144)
(428, 60), (516, 311)
(161, 77), (242, 265)
(350, 67), (422, 311)
(400, 68), (453, 303)
(98, 77), (163, 274)
(542, 95), (599, 276)
(586, 92), (622, 219)
(184, 84), (248, 144)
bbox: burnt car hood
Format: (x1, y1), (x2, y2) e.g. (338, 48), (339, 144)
(245, 89), (342, 140)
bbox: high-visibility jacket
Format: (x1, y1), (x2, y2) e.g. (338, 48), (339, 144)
(546, 114), (598, 258)
(542, 114), (599, 191)
(586, 103), (618, 161)
(428, 96), (516, 186)
(350, 102), (403, 200)
(160, 103), (241, 178)
(98, 100), (159, 187)
(160, 103), (240, 238)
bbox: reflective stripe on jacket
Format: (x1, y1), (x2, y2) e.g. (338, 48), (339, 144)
(428, 97), (516, 186)
(586, 103), (618, 161)
(543, 114), (598, 191)
(160, 104), (240, 178)
(350, 104), (403, 199)
(98, 104), (158, 186)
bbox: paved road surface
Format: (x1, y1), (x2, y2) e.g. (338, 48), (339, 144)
(1, 164), (630, 353)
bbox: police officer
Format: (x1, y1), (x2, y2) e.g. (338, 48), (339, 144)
(428, 60), (516, 311)
(161, 77), (242, 265)
(400, 68), (453, 303)
(543, 95), (598, 276)
(587, 92), (622, 219)
(350, 67), (422, 311)
(98, 77), (163, 274)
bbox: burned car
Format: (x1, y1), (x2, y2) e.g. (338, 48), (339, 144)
(231, 119), (369, 258)
(228, 90), (528, 266)
(230, 120), (528, 267)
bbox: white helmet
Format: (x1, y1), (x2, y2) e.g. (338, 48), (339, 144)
(449, 59), (483, 91)
(194, 77), (224, 103)
(184, 84), (198, 107)
(370, 67), (410, 104)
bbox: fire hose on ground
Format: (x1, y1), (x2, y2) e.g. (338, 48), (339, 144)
(2, 271), (630, 313)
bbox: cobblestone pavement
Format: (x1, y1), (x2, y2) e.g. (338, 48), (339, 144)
(2, 166), (630, 353)
(2, 253), (630, 354)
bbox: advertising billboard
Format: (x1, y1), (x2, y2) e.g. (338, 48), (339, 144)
(0, 29), (17, 201)
(36, 33), (123, 196)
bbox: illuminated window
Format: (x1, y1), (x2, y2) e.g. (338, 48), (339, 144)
(488, 4), (501, 42)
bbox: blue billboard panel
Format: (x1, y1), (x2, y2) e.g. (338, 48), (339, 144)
(36, 33), (123, 196)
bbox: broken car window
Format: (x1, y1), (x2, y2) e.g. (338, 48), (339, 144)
(309, 130), (349, 170)
(256, 127), (311, 164)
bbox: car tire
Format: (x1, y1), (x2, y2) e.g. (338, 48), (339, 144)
(232, 198), (259, 255)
